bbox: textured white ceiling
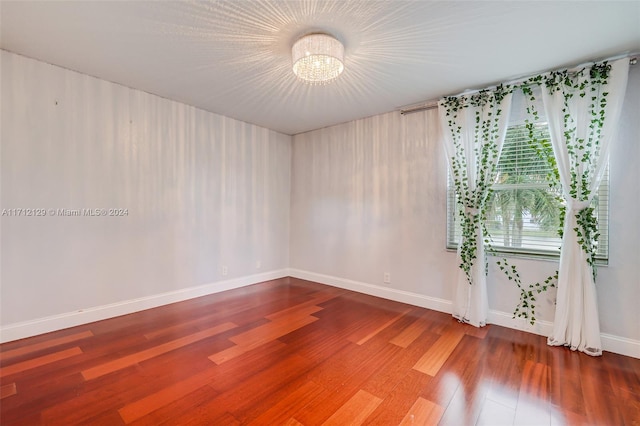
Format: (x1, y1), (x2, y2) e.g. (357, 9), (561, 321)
(1, 1), (639, 135)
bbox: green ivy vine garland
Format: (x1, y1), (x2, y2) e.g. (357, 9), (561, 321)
(495, 82), (561, 324)
(442, 85), (511, 285)
(541, 62), (611, 280)
(443, 61), (612, 325)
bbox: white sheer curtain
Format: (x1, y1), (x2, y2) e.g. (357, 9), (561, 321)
(439, 90), (512, 327)
(542, 58), (629, 355)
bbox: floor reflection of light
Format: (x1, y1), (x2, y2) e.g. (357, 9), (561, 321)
(483, 383), (565, 426)
(436, 372), (566, 425)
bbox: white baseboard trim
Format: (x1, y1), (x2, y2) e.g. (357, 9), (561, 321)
(488, 310), (640, 358)
(289, 269), (453, 315)
(4, 268), (638, 359)
(600, 333), (640, 359)
(487, 310), (554, 337)
(0, 269), (289, 344)
(289, 268), (640, 359)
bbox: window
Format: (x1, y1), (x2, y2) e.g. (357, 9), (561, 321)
(446, 123), (609, 261)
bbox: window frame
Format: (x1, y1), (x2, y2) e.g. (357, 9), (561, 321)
(445, 123), (610, 264)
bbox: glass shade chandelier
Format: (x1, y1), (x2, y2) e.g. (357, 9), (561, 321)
(292, 33), (344, 85)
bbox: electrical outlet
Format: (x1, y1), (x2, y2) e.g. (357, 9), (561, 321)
(256, 260), (261, 269)
(221, 265), (228, 276)
(383, 272), (391, 284)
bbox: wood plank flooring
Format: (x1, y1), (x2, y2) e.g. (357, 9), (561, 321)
(1, 277), (639, 425)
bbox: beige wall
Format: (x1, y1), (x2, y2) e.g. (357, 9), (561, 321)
(1, 51), (291, 330)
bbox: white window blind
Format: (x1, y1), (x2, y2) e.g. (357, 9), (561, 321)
(446, 123), (609, 261)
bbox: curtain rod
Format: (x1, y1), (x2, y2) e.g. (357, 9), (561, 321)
(399, 102), (438, 115)
(499, 54), (637, 91)
(399, 55), (637, 116)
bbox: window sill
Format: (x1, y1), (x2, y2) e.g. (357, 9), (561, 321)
(445, 246), (609, 266)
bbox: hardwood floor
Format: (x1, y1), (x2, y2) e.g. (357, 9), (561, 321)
(1, 277), (639, 425)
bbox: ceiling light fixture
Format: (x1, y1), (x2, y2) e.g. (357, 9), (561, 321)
(292, 33), (344, 85)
